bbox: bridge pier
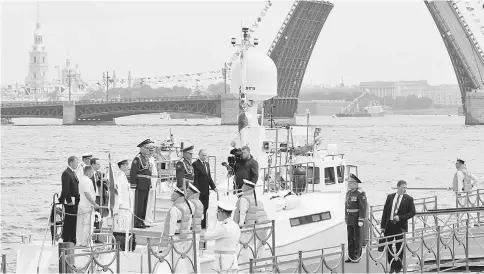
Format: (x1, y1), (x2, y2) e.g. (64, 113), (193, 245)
(62, 102), (116, 125)
(220, 94), (239, 125)
(465, 91), (484, 125)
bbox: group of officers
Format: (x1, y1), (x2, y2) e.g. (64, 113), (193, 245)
(128, 139), (264, 273)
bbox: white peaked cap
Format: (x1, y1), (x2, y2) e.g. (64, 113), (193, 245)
(82, 152), (93, 157)
(173, 186), (185, 195)
(217, 196), (237, 212)
(188, 182), (200, 193)
(117, 156), (129, 164)
(243, 179), (256, 187)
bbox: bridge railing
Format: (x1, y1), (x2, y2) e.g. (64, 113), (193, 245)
(0, 95), (222, 107)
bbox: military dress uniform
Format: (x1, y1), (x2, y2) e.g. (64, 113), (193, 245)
(176, 145), (194, 191)
(202, 196), (241, 273)
(345, 174), (367, 262)
(130, 139), (153, 228)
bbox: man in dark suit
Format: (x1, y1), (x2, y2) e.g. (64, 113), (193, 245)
(381, 180), (416, 273)
(59, 156), (80, 244)
(193, 149), (217, 229)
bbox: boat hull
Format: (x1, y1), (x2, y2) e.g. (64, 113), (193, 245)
(335, 112), (384, 117)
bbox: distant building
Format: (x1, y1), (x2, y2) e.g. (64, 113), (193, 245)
(61, 58), (83, 93)
(359, 81), (401, 98)
(25, 21), (49, 93)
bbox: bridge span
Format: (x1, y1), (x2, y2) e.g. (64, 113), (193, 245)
(0, 95), (242, 125)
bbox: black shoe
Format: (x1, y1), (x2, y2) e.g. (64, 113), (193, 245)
(143, 224), (151, 228)
(94, 239), (103, 244)
(134, 224), (146, 229)
(345, 258), (352, 263)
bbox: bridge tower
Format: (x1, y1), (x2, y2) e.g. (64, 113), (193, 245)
(425, 1), (484, 125)
(25, 3), (49, 96)
(264, 0), (333, 119)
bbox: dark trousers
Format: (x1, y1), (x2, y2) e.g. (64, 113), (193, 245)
(199, 194), (210, 229)
(385, 222), (404, 272)
(347, 224), (361, 260)
(134, 189), (149, 226)
(62, 204), (78, 244)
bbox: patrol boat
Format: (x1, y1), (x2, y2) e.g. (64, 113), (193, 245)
(13, 28), (363, 274)
(208, 27), (362, 261)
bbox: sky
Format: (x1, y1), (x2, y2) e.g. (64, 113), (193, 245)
(1, 0), (463, 86)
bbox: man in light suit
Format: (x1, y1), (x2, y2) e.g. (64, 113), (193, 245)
(59, 156), (80, 244)
(381, 180), (416, 273)
(193, 149), (217, 229)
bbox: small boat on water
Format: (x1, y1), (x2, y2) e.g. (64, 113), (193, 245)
(1, 117), (14, 125)
(335, 89), (385, 117)
(336, 105), (385, 117)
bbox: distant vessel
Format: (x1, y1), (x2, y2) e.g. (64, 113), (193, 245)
(1, 117), (14, 125)
(336, 105), (385, 117)
(159, 112), (171, 120)
(335, 89), (385, 117)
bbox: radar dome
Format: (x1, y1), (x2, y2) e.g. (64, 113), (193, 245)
(230, 49), (278, 102)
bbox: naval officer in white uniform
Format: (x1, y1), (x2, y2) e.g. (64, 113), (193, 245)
(201, 196), (241, 273)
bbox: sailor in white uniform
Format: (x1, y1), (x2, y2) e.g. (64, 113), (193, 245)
(201, 196), (241, 273)
(113, 156), (133, 233)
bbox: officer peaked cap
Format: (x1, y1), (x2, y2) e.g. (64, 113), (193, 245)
(82, 152), (93, 159)
(117, 156), (129, 165)
(188, 182), (200, 194)
(137, 139), (154, 147)
(457, 158), (465, 164)
(182, 145), (194, 153)
(243, 179), (256, 187)
(349, 173), (362, 184)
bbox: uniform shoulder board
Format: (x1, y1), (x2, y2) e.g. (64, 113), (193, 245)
(176, 162), (184, 169)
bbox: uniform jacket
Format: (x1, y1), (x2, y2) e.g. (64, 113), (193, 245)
(345, 189), (367, 226)
(129, 153), (152, 191)
(176, 158), (194, 189)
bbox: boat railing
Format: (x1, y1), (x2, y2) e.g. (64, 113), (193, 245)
(260, 162), (317, 194)
(366, 207), (484, 273)
(58, 242), (120, 274)
(369, 195), (438, 243)
(245, 244), (345, 273)
(145, 231), (198, 273)
(1, 254), (7, 273)
(238, 220), (276, 269)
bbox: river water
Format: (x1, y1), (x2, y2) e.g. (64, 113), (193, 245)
(1, 114), (483, 271)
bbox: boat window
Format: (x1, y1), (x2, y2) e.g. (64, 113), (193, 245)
(307, 166), (320, 184)
(289, 211), (331, 227)
(337, 166), (344, 183)
(325, 167), (336, 185)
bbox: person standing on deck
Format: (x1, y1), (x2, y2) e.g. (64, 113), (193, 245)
(59, 156), (80, 244)
(176, 144), (194, 191)
(113, 157), (133, 234)
(130, 139), (153, 229)
(145, 143), (158, 223)
(451, 159), (479, 193)
(344, 173), (367, 263)
(76, 153), (92, 180)
(201, 196), (241, 273)
(233, 146), (258, 192)
(192, 149), (217, 230)
(76, 165), (100, 246)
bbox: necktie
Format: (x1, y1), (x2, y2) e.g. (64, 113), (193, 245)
(203, 161), (208, 174)
(393, 195), (401, 217)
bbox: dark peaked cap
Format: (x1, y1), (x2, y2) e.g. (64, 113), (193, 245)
(137, 139), (154, 147)
(350, 173), (362, 184)
(457, 158), (465, 164)
(181, 145), (194, 153)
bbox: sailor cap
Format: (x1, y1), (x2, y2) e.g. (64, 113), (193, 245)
(188, 182), (200, 194)
(82, 152), (93, 158)
(243, 179), (256, 187)
(457, 158), (465, 164)
(173, 186), (185, 195)
(217, 196), (237, 212)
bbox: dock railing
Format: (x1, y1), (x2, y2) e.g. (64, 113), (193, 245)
(456, 189), (484, 223)
(248, 244), (345, 273)
(367, 207), (484, 273)
(369, 196), (438, 244)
